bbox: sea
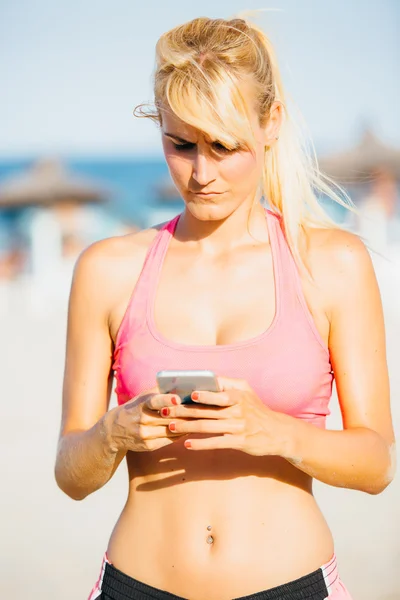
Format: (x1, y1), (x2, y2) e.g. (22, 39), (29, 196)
(0, 156), (348, 231)
(0, 157), (185, 230)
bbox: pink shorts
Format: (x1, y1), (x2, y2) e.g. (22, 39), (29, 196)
(88, 552), (352, 599)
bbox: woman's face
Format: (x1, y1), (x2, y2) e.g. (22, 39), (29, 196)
(160, 91), (281, 222)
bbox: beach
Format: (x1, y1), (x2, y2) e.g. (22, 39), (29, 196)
(1, 249), (399, 600)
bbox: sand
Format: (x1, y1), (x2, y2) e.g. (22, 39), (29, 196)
(1, 248), (399, 600)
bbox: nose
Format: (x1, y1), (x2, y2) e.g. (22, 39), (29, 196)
(191, 150), (217, 187)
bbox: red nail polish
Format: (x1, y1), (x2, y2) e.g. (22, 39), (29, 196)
(192, 392), (199, 400)
(169, 422), (176, 431)
(185, 441), (192, 449)
(161, 407), (169, 416)
(171, 397), (179, 405)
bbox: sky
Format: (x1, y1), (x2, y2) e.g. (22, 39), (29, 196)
(0, 0), (399, 158)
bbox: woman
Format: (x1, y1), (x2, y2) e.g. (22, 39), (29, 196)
(55, 15), (395, 600)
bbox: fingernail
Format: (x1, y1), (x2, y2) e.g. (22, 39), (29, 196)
(161, 407), (169, 416)
(171, 397), (180, 405)
(169, 422), (176, 431)
(192, 392), (199, 400)
(184, 441), (192, 449)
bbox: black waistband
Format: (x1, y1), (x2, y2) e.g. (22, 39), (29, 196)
(100, 561), (329, 600)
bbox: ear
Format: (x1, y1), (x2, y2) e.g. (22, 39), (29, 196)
(262, 101), (283, 147)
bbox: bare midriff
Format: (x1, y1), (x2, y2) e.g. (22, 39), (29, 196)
(107, 434), (334, 600)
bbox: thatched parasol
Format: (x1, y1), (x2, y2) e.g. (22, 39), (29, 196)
(318, 128), (400, 184)
(0, 158), (108, 209)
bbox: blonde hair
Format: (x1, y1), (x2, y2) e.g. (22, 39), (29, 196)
(134, 14), (360, 277)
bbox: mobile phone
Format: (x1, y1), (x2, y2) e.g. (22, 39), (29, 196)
(156, 370), (221, 404)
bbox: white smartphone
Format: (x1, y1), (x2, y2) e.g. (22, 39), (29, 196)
(156, 370), (221, 404)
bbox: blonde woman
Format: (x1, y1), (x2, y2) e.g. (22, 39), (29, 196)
(55, 15), (395, 600)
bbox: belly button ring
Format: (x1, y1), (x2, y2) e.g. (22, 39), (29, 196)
(207, 525), (212, 531)
(206, 535), (214, 544)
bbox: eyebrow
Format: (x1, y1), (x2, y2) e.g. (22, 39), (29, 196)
(164, 133), (194, 144)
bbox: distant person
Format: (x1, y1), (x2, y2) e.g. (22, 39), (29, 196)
(358, 167), (400, 254)
(55, 14), (395, 600)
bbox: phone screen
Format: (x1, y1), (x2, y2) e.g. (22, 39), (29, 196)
(156, 370), (220, 404)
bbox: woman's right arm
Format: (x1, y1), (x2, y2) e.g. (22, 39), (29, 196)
(54, 241), (127, 500)
(54, 236), (186, 501)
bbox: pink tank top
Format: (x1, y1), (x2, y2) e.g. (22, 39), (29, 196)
(112, 208), (334, 428)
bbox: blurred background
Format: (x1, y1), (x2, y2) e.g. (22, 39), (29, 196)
(0, 1), (399, 599)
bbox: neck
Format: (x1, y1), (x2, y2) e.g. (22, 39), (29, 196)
(174, 193), (270, 256)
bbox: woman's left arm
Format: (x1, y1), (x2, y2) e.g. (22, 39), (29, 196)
(161, 230), (396, 494)
(284, 230), (396, 494)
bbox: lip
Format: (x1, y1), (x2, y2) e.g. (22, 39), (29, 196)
(191, 191), (224, 196)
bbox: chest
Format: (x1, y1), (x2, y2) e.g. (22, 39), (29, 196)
(151, 243), (329, 348)
(158, 248), (273, 345)
(115, 314), (333, 428)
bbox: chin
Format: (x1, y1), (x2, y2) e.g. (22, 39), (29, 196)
(185, 201), (230, 221)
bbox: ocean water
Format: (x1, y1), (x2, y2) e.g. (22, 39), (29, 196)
(0, 157), (348, 229)
(0, 157), (184, 228)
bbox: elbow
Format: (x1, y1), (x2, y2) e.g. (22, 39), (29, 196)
(364, 464), (396, 495)
(70, 492), (89, 501)
(63, 490), (88, 501)
(365, 438), (397, 495)
(60, 485), (88, 501)
(54, 464), (89, 501)
(365, 478), (393, 495)
(55, 477), (89, 501)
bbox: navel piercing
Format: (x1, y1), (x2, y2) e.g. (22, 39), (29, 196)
(207, 525), (212, 531)
(206, 535), (214, 544)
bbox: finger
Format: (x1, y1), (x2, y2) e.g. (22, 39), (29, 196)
(190, 390), (235, 406)
(217, 376), (251, 391)
(139, 424), (188, 440)
(168, 419), (243, 435)
(145, 393), (181, 411)
(184, 434), (244, 451)
(160, 404), (239, 420)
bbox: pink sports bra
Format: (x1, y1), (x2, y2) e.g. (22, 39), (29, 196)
(112, 208), (334, 428)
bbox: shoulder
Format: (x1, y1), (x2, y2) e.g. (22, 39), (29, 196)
(73, 221), (168, 279)
(305, 225), (371, 268)
(69, 222), (167, 312)
(303, 225), (377, 314)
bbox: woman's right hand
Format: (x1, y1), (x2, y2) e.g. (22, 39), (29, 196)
(104, 388), (187, 453)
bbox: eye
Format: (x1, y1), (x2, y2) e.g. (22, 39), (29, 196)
(171, 141), (240, 153)
(212, 142), (240, 153)
(172, 142), (195, 151)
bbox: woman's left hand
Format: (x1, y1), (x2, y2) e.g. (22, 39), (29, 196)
(160, 376), (293, 456)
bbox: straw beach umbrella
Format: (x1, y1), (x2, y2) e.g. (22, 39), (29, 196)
(0, 158), (110, 282)
(0, 158), (108, 208)
(319, 128), (400, 184)
(319, 128), (400, 251)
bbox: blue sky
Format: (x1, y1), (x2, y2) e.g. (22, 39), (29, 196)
(0, 0), (399, 158)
